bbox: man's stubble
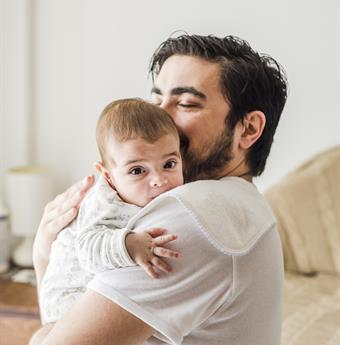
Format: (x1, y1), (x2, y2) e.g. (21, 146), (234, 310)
(180, 123), (235, 183)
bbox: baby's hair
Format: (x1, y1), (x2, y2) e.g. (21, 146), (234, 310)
(96, 98), (179, 165)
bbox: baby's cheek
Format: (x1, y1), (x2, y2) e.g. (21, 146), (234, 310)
(128, 186), (150, 207)
(174, 173), (184, 187)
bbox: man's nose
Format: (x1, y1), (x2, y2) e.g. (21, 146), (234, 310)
(150, 173), (168, 188)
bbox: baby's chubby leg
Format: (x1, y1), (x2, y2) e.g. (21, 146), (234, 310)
(28, 323), (55, 345)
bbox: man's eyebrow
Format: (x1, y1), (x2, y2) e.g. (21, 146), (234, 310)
(171, 87), (206, 99)
(151, 86), (161, 95)
(151, 86), (206, 100)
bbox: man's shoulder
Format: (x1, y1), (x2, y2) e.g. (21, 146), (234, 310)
(168, 177), (254, 202)
(131, 178), (277, 256)
(166, 177), (267, 214)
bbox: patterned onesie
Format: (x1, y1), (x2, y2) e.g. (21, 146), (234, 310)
(39, 176), (140, 324)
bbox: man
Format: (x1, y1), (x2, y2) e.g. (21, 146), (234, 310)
(31, 34), (287, 345)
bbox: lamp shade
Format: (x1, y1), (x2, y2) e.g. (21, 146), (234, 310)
(6, 166), (53, 236)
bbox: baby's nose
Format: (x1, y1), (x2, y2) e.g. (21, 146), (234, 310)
(150, 174), (168, 188)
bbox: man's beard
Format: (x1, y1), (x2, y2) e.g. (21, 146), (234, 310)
(180, 124), (235, 183)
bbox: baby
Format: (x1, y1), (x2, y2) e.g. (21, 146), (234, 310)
(40, 98), (184, 324)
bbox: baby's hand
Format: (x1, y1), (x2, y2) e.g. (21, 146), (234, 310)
(125, 228), (181, 278)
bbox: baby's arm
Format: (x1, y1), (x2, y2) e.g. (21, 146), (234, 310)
(77, 225), (137, 272)
(76, 179), (180, 276)
(75, 184), (139, 272)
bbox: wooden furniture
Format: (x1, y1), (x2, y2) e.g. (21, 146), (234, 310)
(0, 278), (41, 345)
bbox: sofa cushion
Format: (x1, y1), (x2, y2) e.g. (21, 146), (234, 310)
(265, 147), (340, 274)
(282, 272), (340, 345)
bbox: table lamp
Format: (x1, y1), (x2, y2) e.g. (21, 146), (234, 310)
(6, 167), (53, 267)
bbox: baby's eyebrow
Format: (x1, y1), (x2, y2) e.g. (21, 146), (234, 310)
(124, 151), (180, 167)
(124, 158), (145, 166)
(164, 151), (181, 158)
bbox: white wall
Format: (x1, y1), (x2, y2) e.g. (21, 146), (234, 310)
(2, 0), (340, 197)
(1, 0), (34, 200)
(0, 0), (4, 199)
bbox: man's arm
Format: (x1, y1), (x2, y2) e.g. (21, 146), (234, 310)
(40, 289), (154, 345)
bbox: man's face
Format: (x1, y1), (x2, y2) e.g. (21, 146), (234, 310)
(151, 55), (235, 182)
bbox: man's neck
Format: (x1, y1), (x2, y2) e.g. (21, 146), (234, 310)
(217, 157), (253, 182)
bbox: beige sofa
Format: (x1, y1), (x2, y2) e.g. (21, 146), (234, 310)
(265, 146), (340, 345)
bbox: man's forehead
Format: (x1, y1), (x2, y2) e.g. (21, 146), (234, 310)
(153, 55), (221, 95)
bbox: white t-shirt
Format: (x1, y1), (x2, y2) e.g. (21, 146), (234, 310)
(88, 177), (284, 345)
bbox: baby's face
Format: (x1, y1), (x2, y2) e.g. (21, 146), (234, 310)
(104, 134), (183, 207)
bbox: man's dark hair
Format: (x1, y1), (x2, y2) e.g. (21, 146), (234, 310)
(149, 34), (288, 176)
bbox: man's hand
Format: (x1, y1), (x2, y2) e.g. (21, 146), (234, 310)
(33, 175), (95, 290)
(125, 228), (181, 278)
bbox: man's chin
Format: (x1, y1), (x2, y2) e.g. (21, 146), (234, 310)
(182, 149), (233, 183)
(182, 157), (212, 183)
(180, 128), (234, 182)
(183, 168), (214, 183)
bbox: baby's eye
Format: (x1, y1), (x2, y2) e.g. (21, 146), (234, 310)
(164, 160), (177, 169)
(129, 167), (146, 175)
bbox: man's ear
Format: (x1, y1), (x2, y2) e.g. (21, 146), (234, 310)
(95, 162), (113, 185)
(239, 111), (266, 150)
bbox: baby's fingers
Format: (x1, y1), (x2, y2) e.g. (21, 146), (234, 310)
(140, 262), (159, 279)
(151, 257), (172, 274)
(153, 234), (178, 246)
(153, 246), (181, 259)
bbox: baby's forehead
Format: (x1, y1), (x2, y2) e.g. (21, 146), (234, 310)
(107, 132), (179, 147)
(105, 133), (180, 164)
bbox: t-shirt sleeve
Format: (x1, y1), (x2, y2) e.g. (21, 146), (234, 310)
(87, 196), (234, 344)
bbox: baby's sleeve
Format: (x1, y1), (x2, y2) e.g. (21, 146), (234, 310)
(75, 179), (140, 273)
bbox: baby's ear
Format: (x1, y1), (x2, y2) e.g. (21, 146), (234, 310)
(94, 162), (111, 183)
(94, 161), (105, 174)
